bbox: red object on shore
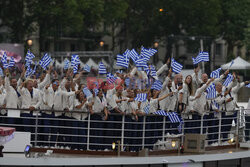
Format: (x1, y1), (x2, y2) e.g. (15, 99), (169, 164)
(0, 127), (15, 136)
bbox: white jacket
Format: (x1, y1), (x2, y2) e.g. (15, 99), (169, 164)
(92, 95), (107, 113)
(4, 77), (21, 109)
(44, 87), (75, 116)
(19, 87), (42, 114)
(73, 99), (89, 120)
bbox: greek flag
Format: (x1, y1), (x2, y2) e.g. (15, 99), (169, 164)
(192, 51), (209, 64)
(150, 65), (157, 77)
(154, 110), (167, 116)
(210, 68), (221, 78)
(134, 93), (147, 102)
(151, 80), (162, 90)
(206, 83), (216, 99)
(8, 57), (15, 67)
(64, 59), (70, 70)
(32, 61), (37, 75)
(71, 55), (80, 74)
(140, 47), (157, 62)
(73, 64), (79, 74)
(125, 78), (130, 87)
(107, 73), (117, 84)
(71, 54), (80, 67)
(167, 112), (181, 123)
(171, 58), (183, 74)
(246, 83), (250, 88)
(25, 50), (35, 67)
(116, 49), (130, 68)
(83, 64), (91, 72)
(0, 67), (4, 76)
(1, 52), (8, 69)
(98, 62), (107, 74)
(83, 87), (92, 97)
(136, 56), (147, 68)
(143, 104), (150, 114)
(129, 49), (139, 64)
(223, 73), (234, 87)
(39, 53), (52, 70)
(25, 65), (33, 78)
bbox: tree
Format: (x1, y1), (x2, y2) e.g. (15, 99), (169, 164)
(219, 0), (250, 59)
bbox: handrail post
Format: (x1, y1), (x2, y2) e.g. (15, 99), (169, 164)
(87, 113), (90, 150)
(236, 110), (239, 149)
(142, 115), (146, 149)
(34, 112), (39, 147)
(200, 115), (204, 134)
(121, 114), (125, 150)
(162, 116), (166, 141)
(218, 112), (222, 145)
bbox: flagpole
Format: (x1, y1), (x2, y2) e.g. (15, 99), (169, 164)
(200, 39), (205, 73)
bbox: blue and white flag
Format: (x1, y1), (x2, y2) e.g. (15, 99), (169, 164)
(83, 87), (92, 97)
(171, 58), (183, 74)
(1, 52), (8, 69)
(98, 62), (107, 74)
(25, 65), (33, 78)
(73, 64), (79, 74)
(134, 93), (147, 102)
(246, 84), (250, 88)
(143, 104), (150, 114)
(83, 64), (91, 72)
(39, 53), (52, 70)
(206, 83), (216, 99)
(32, 61), (37, 75)
(129, 49), (139, 64)
(210, 68), (221, 79)
(25, 50), (35, 67)
(151, 80), (162, 90)
(150, 65), (157, 77)
(154, 110), (167, 116)
(125, 78), (130, 87)
(116, 49), (130, 68)
(223, 73), (234, 87)
(64, 59), (70, 70)
(140, 47), (157, 62)
(71, 54), (80, 67)
(167, 112), (181, 123)
(107, 73), (117, 84)
(0, 67), (4, 76)
(71, 55), (80, 74)
(8, 57), (15, 67)
(192, 51), (209, 64)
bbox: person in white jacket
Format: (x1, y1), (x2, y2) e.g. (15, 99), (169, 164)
(43, 79), (79, 147)
(71, 91), (89, 150)
(90, 89), (108, 150)
(18, 79), (42, 144)
(4, 69), (24, 130)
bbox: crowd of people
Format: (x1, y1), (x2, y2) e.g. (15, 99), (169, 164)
(0, 58), (249, 151)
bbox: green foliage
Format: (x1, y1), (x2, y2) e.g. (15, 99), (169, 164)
(0, 0), (249, 56)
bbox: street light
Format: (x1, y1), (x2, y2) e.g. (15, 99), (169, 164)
(27, 39), (33, 47)
(159, 8), (164, 12)
(99, 41), (104, 47)
(154, 42), (159, 48)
